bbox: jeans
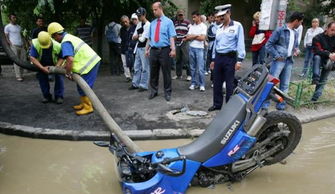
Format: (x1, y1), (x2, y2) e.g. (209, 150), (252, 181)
(189, 47), (205, 87)
(302, 46), (313, 74)
(77, 62), (100, 96)
(36, 72), (64, 99)
(312, 55), (326, 82)
(252, 46), (266, 65)
(269, 57), (293, 93)
(312, 64), (331, 101)
(175, 42), (190, 77)
(132, 47), (150, 89)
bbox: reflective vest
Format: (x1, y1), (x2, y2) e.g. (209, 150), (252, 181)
(32, 39), (61, 65)
(61, 34), (101, 75)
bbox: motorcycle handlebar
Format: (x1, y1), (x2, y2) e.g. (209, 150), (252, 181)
(272, 86), (295, 104)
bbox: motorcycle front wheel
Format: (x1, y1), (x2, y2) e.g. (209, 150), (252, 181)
(255, 111), (302, 165)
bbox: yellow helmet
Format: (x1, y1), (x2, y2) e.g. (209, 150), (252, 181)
(37, 31), (52, 49)
(47, 22), (64, 35)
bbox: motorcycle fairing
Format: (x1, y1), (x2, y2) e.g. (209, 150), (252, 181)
(122, 148), (201, 194)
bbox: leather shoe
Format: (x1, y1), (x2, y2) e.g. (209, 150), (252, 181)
(148, 93), (158, 100)
(208, 106), (221, 112)
(165, 94), (171, 101)
(128, 85), (138, 90)
(138, 87), (148, 92)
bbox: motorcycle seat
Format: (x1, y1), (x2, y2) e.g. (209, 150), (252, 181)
(178, 95), (247, 162)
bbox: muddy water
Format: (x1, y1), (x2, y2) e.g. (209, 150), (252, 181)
(1, 118), (335, 194)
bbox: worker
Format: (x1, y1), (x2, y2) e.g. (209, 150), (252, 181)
(47, 22), (101, 115)
(29, 31), (64, 104)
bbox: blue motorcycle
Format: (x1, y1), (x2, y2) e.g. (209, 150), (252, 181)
(97, 65), (302, 194)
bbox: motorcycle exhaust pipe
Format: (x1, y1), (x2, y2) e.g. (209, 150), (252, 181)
(247, 115), (267, 137)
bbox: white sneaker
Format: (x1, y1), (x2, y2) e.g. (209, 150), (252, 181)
(186, 76), (192, 81)
(204, 72), (209, 76)
(189, 85), (195, 90)
(172, 75), (178, 80)
(200, 86), (205, 92)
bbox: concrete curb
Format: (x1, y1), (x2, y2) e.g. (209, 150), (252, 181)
(1, 109), (335, 141)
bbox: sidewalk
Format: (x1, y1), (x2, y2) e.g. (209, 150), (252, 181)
(1, 57), (335, 140)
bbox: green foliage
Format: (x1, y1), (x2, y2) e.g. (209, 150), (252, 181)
(199, 0), (262, 15)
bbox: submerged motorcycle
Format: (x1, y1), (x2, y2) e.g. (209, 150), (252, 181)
(97, 65), (302, 194)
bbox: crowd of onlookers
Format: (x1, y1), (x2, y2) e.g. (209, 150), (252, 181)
(3, 2), (335, 111)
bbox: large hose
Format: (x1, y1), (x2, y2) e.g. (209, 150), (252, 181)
(0, 9), (142, 153)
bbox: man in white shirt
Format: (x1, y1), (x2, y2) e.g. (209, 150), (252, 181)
(184, 11), (207, 91)
(4, 13), (26, 81)
(300, 18), (324, 76)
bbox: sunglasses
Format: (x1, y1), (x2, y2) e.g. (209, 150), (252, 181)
(178, 14), (184, 16)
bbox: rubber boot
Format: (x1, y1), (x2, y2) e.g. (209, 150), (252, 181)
(72, 96), (85, 110)
(76, 96), (94, 115)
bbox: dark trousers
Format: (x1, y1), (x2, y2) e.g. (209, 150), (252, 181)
(108, 42), (123, 75)
(176, 43), (190, 77)
(213, 54), (236, 108)
(252, 46), (266, 65)
(149, 47), (172, 95)
(36, 72), (64, 99)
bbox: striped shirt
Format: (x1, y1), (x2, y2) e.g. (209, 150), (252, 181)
(75, 24), (94, 46)
(174, 19), (190, 45)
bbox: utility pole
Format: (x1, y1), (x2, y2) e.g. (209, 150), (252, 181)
(259, 0), (288, 30)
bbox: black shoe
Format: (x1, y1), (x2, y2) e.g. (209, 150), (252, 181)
(148, 93), (158, 100)
(208, 106), (221, 112)
(55, 98), (63, 104)
(311, 80), (319, 85)
(42, 97), (52, 103)
(126, 77), (132, 82)
(128, 85), (139, 90)
(165, 94), (171, 101)
(138, 87), (148, 92)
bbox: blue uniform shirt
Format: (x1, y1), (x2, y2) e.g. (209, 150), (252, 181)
(60, 33), (75, 58)
(146, 15), (176, 48)
(213, 20), (246, 62)
(29, 45), (54, 66)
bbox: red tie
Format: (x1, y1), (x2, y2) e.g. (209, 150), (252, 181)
(154, 18), (161, 42)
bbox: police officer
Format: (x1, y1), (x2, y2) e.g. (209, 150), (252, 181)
(48, 22), (101, 115)
(208, 4), (246, 112)
(29, 31), (64, 104)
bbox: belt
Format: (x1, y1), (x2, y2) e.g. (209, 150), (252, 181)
(151, 46), (169, 50)
(217, 51), (237, 58)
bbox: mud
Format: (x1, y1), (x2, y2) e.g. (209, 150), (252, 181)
(1, 118), (335, 194)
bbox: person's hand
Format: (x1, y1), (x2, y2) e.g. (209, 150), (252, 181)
(252, 20), (257, 26)
(169, 49), (176, 58)
(329, 53), (335, 61)
(293, 49), (300, 57)
(235, 62), (242, 71)
(42, 66), (49, 74)
(210, 62), (215, 70)
(145, 49), (150, 57)
(65, 72), (73, 81)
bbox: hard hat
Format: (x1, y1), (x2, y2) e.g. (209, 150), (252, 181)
(37, 31), (52, 49)
(253, 11), (261, 20)
(215, 4), (231, 16)
(48, 22), (64, 35)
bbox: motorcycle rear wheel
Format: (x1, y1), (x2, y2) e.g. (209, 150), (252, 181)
(255, 111), (302, 165)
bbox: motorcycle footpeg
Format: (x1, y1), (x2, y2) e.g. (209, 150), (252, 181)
(93, 141), (110, 147)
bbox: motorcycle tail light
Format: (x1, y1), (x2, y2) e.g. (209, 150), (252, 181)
(268, 75), (280, 85)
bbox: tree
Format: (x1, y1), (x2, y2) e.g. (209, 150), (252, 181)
(0, 0), (177, 55)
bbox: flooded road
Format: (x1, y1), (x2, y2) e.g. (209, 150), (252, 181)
(1, 118), (335, 194)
